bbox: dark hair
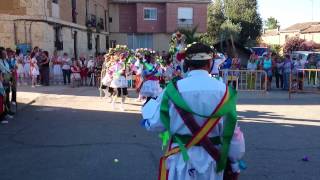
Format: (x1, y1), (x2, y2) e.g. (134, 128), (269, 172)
(16, 48), (21, 55)
(185, 43), (214, 58)
(43, 51), (49, 57)
(145, 54), (152, 63)
(30, 52), (36, 59)
(0, 49), (6, 59)
(184, 60), (211, 71)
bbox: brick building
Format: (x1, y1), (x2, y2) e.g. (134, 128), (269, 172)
(0, 0), (109, 57)
(0, 0), (210, 55)
(109, 0), (209, 51)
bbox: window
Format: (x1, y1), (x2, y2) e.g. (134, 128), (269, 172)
(72, 0), (77, 23)
(144, 8), (157, 20)
(52, 0), (58, 3)
(177, 7), (193, 27)
(128, 34), (153, 49)
(54, 26), (63, 50)
(87, 32), (92, 50)
(98, 18), (104, 30)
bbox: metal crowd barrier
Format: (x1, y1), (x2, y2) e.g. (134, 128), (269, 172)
(289, 69), (320, 99)
(220, 69), (268, 92)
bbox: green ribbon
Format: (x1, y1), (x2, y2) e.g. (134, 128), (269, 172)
(159, 80), (238, 172)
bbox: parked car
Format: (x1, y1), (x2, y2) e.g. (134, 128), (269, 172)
(290, 51), (320, 64)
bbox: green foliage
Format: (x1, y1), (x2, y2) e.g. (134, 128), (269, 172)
(206, 0), (262, 46)
(225, 0), (263, 45)
(269, 44), (282, 55)
(265, 17), (279, 30)
(220, 20), (242, 42)
(206, 0), (226, 44)
(177, 26), (201, 45)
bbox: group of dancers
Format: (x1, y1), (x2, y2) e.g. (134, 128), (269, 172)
(99, 31), (192, 111)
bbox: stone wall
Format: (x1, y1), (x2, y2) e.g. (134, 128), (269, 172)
(0, 0), (108, 57)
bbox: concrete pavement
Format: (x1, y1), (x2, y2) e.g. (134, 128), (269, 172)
(0, 85), (319, 180)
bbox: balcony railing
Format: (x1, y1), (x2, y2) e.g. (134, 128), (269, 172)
(177, 19), (193, 29)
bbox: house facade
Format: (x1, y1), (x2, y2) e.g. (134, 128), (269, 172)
(0, 0), (109, 57)
(262, 22), (320, 46)
(109, 0), (209, 51)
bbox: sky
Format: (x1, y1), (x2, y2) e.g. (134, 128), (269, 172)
(258, 0), (320, 29)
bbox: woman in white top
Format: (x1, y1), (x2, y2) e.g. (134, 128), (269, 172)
(23, 53), (31, 84)
(30, 52), (39, 87)
(51, 50), (63, 84)
(247, 57), (257, 89)
(61, 53), (71, 85)
(16, 55), (25, 85)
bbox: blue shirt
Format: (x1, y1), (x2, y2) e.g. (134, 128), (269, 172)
(222, 57), (232, 69)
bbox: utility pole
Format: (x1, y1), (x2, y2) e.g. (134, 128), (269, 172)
(310, 0), (314, 21)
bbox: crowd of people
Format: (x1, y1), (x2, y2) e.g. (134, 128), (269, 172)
(0, 47), (17, 124)
(248, 51), (320, 91)
(1, 47), (105, 88)
(1, 30), (319, 122)
(0, 46), (107, 124)
(214, 51), (320, 91)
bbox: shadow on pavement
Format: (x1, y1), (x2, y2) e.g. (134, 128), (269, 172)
(0, 103), (162, 180)
(1, 102), (319, 180)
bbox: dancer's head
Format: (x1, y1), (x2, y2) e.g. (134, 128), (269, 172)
(184, 42), (214, 72)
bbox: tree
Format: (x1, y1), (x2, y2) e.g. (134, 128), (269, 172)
(177, 26), (201, 45)
(205, 0), (262, 46)
(224, 0), (263, 45)
(205, 0), (226, 44)
(283, 37), (310, 54)
(265, 17), (279, 29)
(220, 20), (242, 54)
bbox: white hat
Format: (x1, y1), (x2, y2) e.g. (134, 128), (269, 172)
(186, 53), (213, 61)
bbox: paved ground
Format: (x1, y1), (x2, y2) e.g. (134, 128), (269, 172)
(0, 85), (319, 180)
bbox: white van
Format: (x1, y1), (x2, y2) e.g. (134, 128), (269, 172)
(290, 51), (320, 64)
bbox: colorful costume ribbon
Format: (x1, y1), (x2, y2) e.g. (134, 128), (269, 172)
(158, 80), (238, 180)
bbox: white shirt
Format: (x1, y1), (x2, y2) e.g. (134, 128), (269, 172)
(142, 70), (245, 177)
(211, 58), (226, 75)
(247, 61), (257, 71)
(87, 59), (95, 69)
(62, 57), (71, 70)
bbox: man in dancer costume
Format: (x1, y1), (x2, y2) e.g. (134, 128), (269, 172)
(139, 50), (162, 103)
(142, 42), (245, 180)
(109, 53), (128, 111)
